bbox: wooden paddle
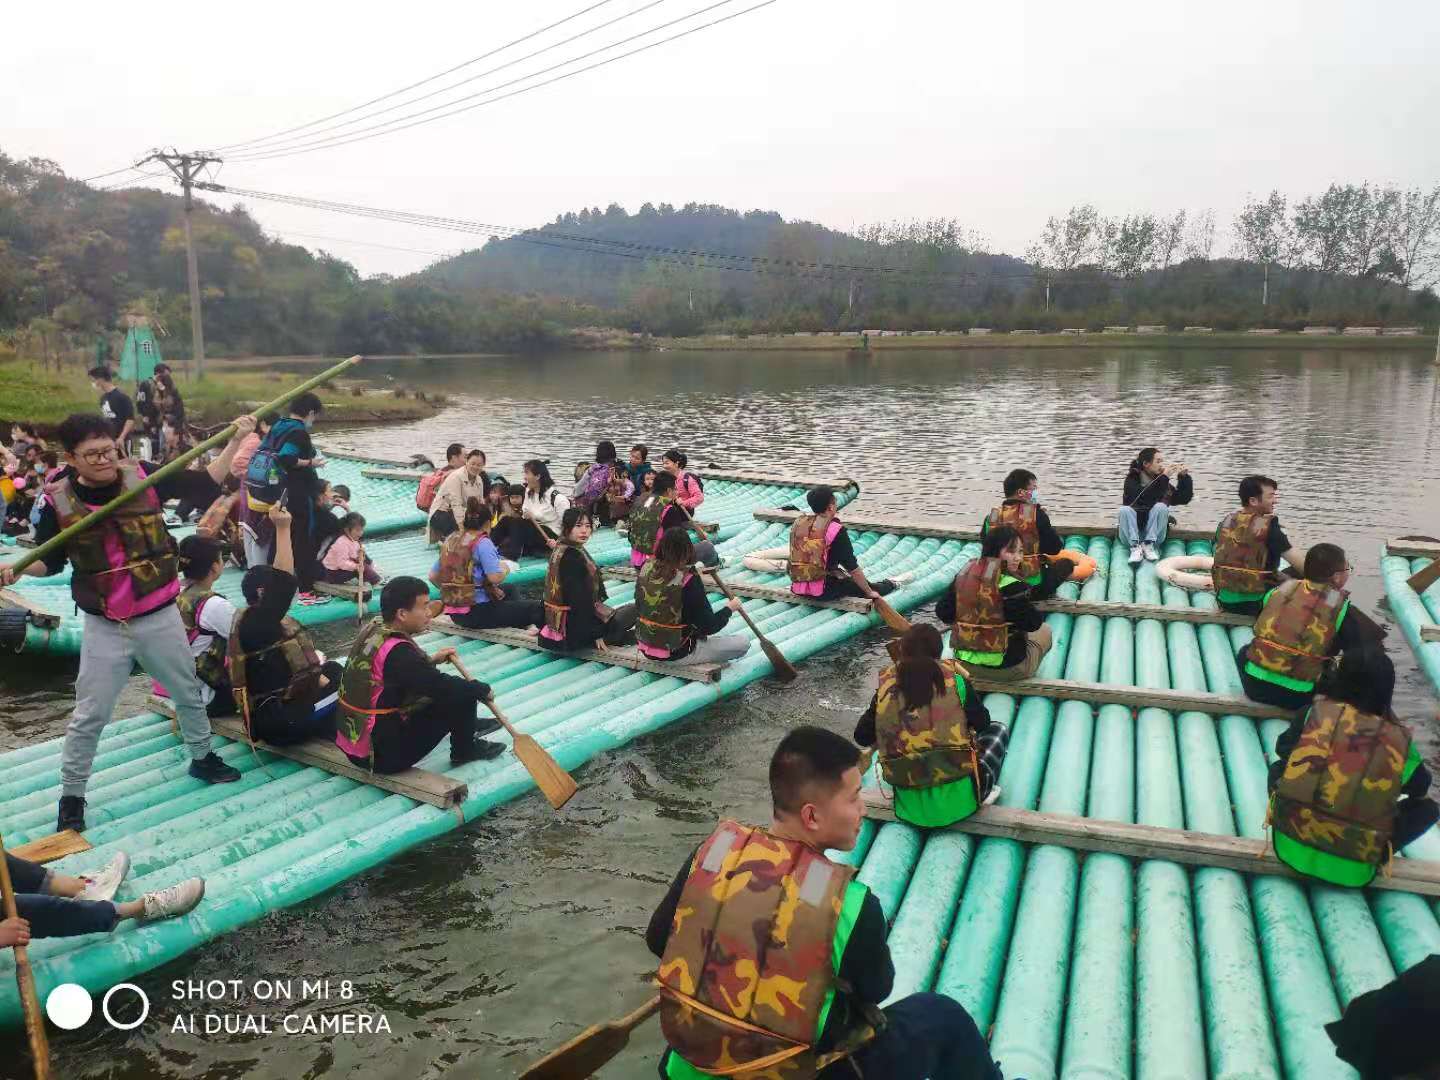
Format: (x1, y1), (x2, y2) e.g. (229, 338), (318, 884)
(449, 657), (577, 810)
(0, 829), (51, 1079)
(1400, 536), (1440, 595)
(355, 542), (367, 628)
(520, 994), (661, 1080)
(699, 566), (798, 682)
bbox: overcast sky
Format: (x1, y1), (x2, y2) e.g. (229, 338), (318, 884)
(6, 0), (1438, 276)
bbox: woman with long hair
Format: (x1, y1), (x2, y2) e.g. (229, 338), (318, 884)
(1117, 446), (1192, 564)
(635, 527), (747, 667)
(430, 497), (542, 631)
(537, 507), (636, 652)
(573, 440), (633, 526)
(854, 622), (1008, 826)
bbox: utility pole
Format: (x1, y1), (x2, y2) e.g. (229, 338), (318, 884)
(140, 149), (221, 379)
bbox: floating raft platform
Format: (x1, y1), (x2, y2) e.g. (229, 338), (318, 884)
(0, 481), (991, 1028)
(4, 466), (849, 657)
(831, 533), (1440, 1080)
(1382, 537), (1440, 693)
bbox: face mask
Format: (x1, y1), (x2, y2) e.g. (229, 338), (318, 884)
(303, 417), (315, 430)
(1029, 489), (1041, 504)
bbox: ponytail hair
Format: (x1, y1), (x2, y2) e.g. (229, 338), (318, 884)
(178, 535), (223, 581)
(654, 527), (695, 577)
(893, 623), (946, 710)
(1131, 447), (1158, 474)
(462, 496), (489, 532)
(982, 524), (1019, 559)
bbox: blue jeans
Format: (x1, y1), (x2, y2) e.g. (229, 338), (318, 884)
(1116, 503), (1170, 548)
(6, 854), (118, 938)
(822, 993), (1005, 1080)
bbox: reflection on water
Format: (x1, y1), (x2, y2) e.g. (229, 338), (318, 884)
(4, 346), (1439, 1079)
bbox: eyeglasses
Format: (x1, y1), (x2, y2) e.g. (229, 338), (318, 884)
(79, 447), (119, 464)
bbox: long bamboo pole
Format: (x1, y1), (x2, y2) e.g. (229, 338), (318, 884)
(5, 356), (361, 578)
(0, 830), (50, 1078)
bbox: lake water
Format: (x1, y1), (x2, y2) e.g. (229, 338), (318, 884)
(3, 346), (1439, 1079)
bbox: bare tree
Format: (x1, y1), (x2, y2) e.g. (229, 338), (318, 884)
(1157, 210), (1186, 271)
(1233, 192), (1292, 304)
(1376, 184), (1440, 289)
(1182, 209), (1216, 262)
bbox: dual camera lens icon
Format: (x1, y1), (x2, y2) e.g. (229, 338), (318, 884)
(45, 982), (149, 1031)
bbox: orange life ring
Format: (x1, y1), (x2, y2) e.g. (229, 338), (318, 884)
(1056, 548), (1098, 581)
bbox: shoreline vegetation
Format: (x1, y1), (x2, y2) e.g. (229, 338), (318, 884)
(652, 329), (1438, 352)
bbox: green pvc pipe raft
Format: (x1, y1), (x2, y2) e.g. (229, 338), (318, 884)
(855, 536), (1440, 1080)
(0, 485), (964, 1028)
(6, 467), (850, 656)
(1380, 547), (1440, 695)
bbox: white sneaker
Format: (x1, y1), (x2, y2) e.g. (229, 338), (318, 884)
(982, 784), (1002, 806)
(1142, 544), (1159, 562)
(888, 571), (916, 587)
(1128, 545), (1144, 565)
(140, 877), (206, 922)
(77, 852), (131, 903)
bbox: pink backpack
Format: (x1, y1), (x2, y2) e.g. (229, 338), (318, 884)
(416, 467), (453, 511)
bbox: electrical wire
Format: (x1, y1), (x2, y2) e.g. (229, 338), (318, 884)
(78, 163), (145, 183)
(222, 0), (671, 158)
(276, 231), (461, 259)
(212, 0), (622, 153)
(225, 0), (775, 162)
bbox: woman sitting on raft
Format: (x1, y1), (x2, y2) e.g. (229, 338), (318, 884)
(1117, 446), (1192, 564)
(629, 471), (720, 569)
(940, 524), (1071, 682)
(509, 459), (570, 556)
(539, 507), (637, 652)
(661, 448), (704, 511)
(572, 439), (634, 526)
(154, 535), (238, 718)
(855, 623), (1008, 826)
(635, 527), (747, 667)
(1268, 645), (1438, 887)
(431, 497), (543, 632)
(230, 505), (344, 746)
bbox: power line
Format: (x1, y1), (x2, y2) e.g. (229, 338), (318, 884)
(276, 231), (462, 258)
(225, 0), (775, 162)
(212, 0), (623, 153)
(222, 0), (670, 158)
(79, 163), (145, 183)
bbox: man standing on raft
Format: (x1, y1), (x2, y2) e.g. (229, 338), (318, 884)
(1, 411), (258, 833)
(647, 726), (1002, 1079)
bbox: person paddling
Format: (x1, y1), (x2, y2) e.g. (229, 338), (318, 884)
(854, 623), (1008, 827)
(1211, 474), (1308, 615)
(1268, 645), (1438, 887)
(1236, 542), (1367, 712)
(0, 411), (257, 833)
(337, 577), (505, 773)
(1117, 447), (1192, 564)
(647, 726), (1002, 1080)
(789, 485), (901, 601)
(629, 471), (719, 569)
(635, 527), (748, 667)
(431, 497), (543, 631)
(980, 468), (1064, 587)
(941, 524), (1070, 682)
(538, 508), (637, 652)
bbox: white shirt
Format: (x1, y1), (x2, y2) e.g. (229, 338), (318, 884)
(189, 594), (237, 706)
(523, 486), (571, 534)
(431, 468), (488, 522)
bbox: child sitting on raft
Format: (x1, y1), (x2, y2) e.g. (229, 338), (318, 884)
(321, 512), (383, 586)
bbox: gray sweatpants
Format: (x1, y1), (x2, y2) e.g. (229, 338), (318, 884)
(671, 634), (750, 667)
(62, 606), (213, 797)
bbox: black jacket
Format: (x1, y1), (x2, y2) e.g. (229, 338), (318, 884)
(539, 545), (612, 651)
(1123, 470), (1193, 531)
(936, 566), (1063, 667)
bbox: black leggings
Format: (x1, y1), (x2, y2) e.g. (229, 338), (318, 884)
(250, 661), (344, 746)
(494, 518), (553, 560)
(352, 689), (499, 774)
(451, 586), (545, 630)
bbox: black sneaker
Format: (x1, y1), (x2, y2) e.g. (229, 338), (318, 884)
(57, 795), (86, 833)
(450, 740), (506, 766)
(188, 753), (241, 784)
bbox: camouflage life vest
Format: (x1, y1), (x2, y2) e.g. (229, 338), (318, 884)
(438, 529), (481, 609)
(875, 660), (978, 798)
(629, 494), (672, 559)
(1271, 696), (1413, 887)
(606, 463), (633, 520)
(227, 609), (323, 733)
(336, 617), (431, 759)
(987, 502), (1041, 579)
(657, 822), (875, 1077)
(195, 493), (236, 540)
(1249, 579), (1346, 688)
(178, 584), (228, 690)
(636, 562), (691, 657)
(46, 459), (179, 620)
(1211, 510), (1277, 597)
(788, 514), (839, 584)
(949, 557), (1008, 655)
(543, 542), (605, 640)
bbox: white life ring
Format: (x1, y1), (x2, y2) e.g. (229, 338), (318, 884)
(1157, 553), (1214, 591)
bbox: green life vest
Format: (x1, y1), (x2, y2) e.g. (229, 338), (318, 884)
(636, 561), (690, 656)
(957, 573), (1020, 667)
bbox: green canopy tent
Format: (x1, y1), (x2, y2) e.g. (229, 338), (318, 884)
(117, 325), (161, 382)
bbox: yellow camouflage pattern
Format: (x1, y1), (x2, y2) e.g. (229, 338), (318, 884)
(1250, 579), (1345, 685)
(1211, 510), (1277, 595)
(875, 660), (978, 794)
(987, 502), (1041, 578)
(787, 515), (835, 585)
(949, 557), (1009, 655)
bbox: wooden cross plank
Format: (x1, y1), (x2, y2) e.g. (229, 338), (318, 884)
(430, 618), (725, 683)
(861, 789), (1440, 897)
(1387, 540), (1440, 560)
(148, 697), (467, 809)
(1036, 598), (1253, 626)
(753, 508), (1215, 543)
(361, 467), (427, 482)
(693, 468), (857, 492)
(0, 588), (61, 629)
(1421, 625), (1440, 643)
(314, 581), (375, 602)
(601, 567), (873, 614)
(964, 676), (1295, 719)
(9, 830), (92, 865)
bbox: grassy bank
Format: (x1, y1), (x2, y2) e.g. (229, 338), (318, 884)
(656, 330), (1439, 352)
(0, 360), (441, 431)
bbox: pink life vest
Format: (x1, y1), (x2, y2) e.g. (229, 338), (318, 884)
(789, 518), (844, 597)
(334, 635), (408, 758)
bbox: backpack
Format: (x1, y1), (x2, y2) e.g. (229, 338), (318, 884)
(416, 467), (453, 511)
(244, 418), (305, 509)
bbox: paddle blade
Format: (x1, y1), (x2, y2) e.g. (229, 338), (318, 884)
(760, 637), (799, 682)
(513, 733), (578, 810)
(521, 997), (661, 1080)
(872, 595), (911, 634)
(1407, 558), (1440, 597)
